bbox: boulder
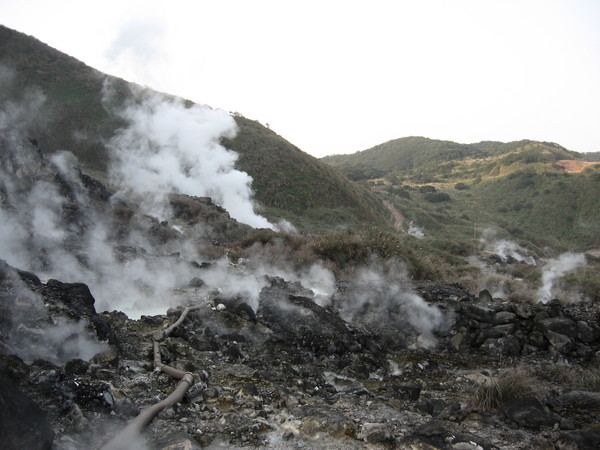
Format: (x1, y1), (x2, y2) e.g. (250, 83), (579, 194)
(577, 320), (598, 344)
(464, 305), (497, 324)
(481, 335), (521, 356)
(0, 369), (54, 449)
(479, 289), (493, 302)
(555, 426), (600, 450)
(538, 317), (578, 338)
(546, 330), (576, 354)
(514, 302), (535, 319)
(549, 391), (600, 410)
(501, 397), (560, 429)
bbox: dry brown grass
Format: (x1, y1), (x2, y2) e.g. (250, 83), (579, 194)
(469, 369), (541, 411)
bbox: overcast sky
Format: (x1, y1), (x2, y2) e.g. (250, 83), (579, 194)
(1, 0), (599, 157)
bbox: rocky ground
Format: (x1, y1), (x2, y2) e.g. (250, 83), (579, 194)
(1, 257), (599, 450)
(1, 133), (599, 449)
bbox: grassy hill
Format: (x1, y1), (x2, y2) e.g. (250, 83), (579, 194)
(0, 25), (388, 232)
(224, 115), (389, 230)
(322, 137), (579, 183)
(323, 137), (600, 251)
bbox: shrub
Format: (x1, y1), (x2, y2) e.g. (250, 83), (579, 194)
(419, 185), (437, 194)
(311, 228), (438, 279)
(454, 182), (470, 190)
(311, 231), (370, 266)
(469, 369), (540, 411)
(424, 192), (451, 203)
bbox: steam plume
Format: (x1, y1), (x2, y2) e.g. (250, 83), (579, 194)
(339, 260), (443, 348)
(537, 252), (586, 303)
(479, 227), (534, 264)
(105, 84), (274, 229)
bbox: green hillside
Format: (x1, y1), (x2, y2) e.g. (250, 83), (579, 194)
(323, 136), (600, 251)
(224, 116), (389, 230)
(0, 25), (388, 232)
(323, 137), (579, 183)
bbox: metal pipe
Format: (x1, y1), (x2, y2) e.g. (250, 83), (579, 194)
(100, 374), (193, 450)
(101, 304), (205, 449)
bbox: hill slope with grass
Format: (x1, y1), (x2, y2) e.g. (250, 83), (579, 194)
(323, 136), (600, 251)
(0, 25), (388, 232)
(322, 137), (579, 182)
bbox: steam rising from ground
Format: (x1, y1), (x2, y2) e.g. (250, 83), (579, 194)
(472, 228), (587, 303)
(0, 261), (108, 365)
(537, 252), (587, 303)
(105, 85), (274, 229)
(2, 70), (448, 361)
(0, 79), (327, 327)
(339, 260), (443, 348)
(407, 221), (425, 239)
(479, 228), (534, 264)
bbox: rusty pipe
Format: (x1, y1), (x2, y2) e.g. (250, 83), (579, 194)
(100, 373), (194, 450)
(101, 304), (205, 449)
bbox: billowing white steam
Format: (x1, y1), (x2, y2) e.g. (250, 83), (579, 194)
(105, 85), (274, 229)
(537, 252), (586, 303)
(479, 227), (534, 264)
(0, 77), (326, 326)
(407, 221), (425, 239)
(0, 261), (109, 365)
(340, 260), (443, 348)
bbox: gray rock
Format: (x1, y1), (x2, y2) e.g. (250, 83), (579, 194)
(546, 330), (576, 354)
(538, 317), (578, 338)
(556, 426), (600, 450)
(0, 370), (54, 449)
(464, 305), (497, 324)
(514, 302), (535, 319)
(550, 390), (600, 410)
(501, 397), (560, 429)
(577, 320), (598, 343)
(481, 335), (521, 356)
(495, 311), (517, 324)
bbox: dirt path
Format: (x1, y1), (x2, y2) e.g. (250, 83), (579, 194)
(383, 200), (405, 230)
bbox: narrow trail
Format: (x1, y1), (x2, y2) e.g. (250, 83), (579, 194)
(383, 200), (405, 231)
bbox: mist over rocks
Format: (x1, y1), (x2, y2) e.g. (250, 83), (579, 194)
(1, 132), (599, 447)
(1, 40), (600, 449)
(2, 255), (599, 448)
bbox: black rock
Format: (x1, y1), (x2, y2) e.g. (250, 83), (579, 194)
(501, 396), (560, 429)
(556, 426), (600, 450)
(0, 369), (54, 449)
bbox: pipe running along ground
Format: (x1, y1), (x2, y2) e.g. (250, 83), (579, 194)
(101, 305), (205, 450)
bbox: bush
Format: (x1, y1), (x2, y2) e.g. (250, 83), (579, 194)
(424, 192), (451, 202)
(454, 182), (470, 190)
(311, 228), (438, 279)
(419, 185), (437, 194)
(469, 369), (540, 411)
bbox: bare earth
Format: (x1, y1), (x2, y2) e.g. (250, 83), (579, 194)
(383, 200), (404, 230)
(555, 160), (600, 173)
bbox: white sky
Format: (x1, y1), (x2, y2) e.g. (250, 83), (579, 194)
(1, 0), (599, 157)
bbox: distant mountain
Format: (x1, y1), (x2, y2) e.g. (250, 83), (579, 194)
(322, 136), (600, 250)
(322, 136), (579, 182)
(0, 25), (389, 232)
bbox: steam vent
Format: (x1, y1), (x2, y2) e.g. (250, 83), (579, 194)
(1, 24), (600, 450)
